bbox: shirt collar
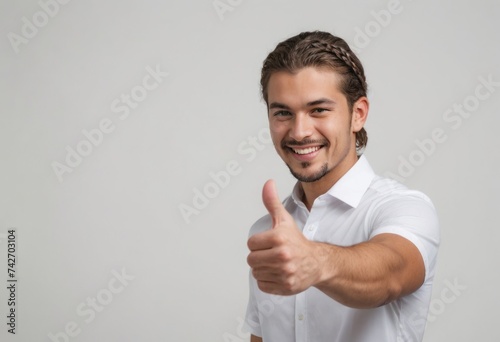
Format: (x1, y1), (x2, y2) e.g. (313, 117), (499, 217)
(291, 155), (376, 209)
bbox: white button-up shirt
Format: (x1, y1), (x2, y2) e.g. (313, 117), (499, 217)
(245, 156), (440, 342)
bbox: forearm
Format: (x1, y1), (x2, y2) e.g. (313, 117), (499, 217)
(312, 235), (423, 308)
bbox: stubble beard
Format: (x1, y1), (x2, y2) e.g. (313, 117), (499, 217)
(280, 138), (331, 182)
(287, 162), (330, 183)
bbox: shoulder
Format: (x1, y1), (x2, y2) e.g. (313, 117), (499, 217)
(364, 175), (440, 243)
(367, 175), (440, 243)
(368, 175), (436, 210)
(367, 175), (440, 280)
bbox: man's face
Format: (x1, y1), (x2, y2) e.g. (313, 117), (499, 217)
(267, 67), (367, 184)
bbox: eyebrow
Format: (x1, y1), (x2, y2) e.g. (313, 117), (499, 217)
(269, 98), (336, 110)
(269, 102), (291, 110)
(306, 98), (336, 107)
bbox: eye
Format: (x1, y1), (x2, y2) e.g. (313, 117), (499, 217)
(312, 108), (329, 114)
(273, 110), (292, 117)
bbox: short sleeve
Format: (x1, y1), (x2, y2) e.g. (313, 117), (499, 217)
(243, 214), (273, 336)
(243, 270), (262, 337)
(369, 191), (440, 281)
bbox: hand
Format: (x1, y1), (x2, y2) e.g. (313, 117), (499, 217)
(247, 180), (321, 295)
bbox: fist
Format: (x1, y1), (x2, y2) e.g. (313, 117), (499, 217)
(246, 180), (320, 295)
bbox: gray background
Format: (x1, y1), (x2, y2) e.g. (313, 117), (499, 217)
(1, 0), (499, 341)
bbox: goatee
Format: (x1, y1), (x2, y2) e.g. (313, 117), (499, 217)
(287, 162), (330, 183)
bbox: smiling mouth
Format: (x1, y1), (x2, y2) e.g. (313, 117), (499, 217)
(290, 146), (322, 155)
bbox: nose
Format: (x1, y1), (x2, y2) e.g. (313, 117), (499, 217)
(289, 113), (313, 141)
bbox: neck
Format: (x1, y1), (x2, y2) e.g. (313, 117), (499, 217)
(301, 153), (359, 210)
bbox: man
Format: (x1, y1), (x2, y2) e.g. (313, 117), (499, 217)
(244, 31), (440, 342)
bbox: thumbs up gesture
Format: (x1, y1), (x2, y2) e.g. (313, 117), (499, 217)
(247, 180), (322, 295)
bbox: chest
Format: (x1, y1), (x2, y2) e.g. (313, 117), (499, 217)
(291, 198), (377, 246)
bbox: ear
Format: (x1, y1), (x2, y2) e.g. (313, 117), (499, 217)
(351, 96), (369, 133)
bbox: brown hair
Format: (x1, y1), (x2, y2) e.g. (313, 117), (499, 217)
(261, 31), (368, 153)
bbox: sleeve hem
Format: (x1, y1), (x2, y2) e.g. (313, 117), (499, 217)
(370, 226), (430, 281)
(242, 320), (261, 337)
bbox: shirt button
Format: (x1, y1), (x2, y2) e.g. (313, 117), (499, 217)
(298, 314), (304, 321)
(308, 225), (315, 231)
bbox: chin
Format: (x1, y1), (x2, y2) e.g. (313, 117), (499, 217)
(288, 163), (330, 183)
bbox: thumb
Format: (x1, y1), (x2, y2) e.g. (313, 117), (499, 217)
(262, 179), (288, 227)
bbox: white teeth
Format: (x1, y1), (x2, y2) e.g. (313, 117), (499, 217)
(292, 146), (320, 155)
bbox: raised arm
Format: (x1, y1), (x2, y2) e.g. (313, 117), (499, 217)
(247, 180), (425, 308)
(312, 233), (424, 308)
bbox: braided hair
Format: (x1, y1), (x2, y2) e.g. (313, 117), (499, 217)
(261, 31), (368, 153)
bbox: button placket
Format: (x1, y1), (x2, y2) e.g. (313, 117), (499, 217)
(294, 292), (307, 341)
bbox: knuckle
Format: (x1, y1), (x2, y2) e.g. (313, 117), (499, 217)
(282, 263), (296, 277)
(270, 233), (285, 246)
(282, 279), (295, 293)
(276, 248), (292, 262)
